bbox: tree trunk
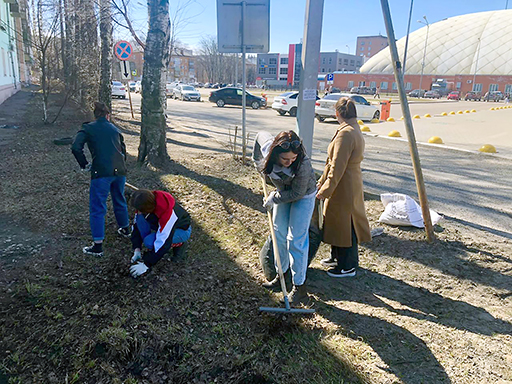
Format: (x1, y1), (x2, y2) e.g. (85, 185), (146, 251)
(139, 0), (170, 165)
(98, 0), (112, 111)
(78, 0), (99, 110)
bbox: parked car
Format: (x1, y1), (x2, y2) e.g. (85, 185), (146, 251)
(484, 91), (504, 102)
(464, 91), (481, 101)
(209, 87), (266, 109)
(112, 81), (126, 99)
(350, 86), (374, 95)
(447, 91), (460, 100)
(128, 81), (137, 92)
(166, 81), (185, 97)
(408, 89), (426, 97)
(424, 90), (441, 99)
(315, 93), (379, 122)
(173, 85), (201, 101)
(271, 91), (320, 116)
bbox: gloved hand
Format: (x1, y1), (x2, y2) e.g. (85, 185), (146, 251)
(263, 191), (277, 211)
(80, 163), (92, 172)
(131, 248), (142, 263)
(130, 262), (149, 278)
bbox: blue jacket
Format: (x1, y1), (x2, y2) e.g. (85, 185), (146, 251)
(71, 117), (127, 179)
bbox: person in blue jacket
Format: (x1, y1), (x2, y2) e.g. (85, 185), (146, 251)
(71, 102), (130, 257)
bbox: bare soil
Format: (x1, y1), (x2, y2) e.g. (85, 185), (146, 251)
(0, 90), (511, 384)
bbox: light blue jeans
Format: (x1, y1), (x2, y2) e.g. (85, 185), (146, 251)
(272, 194), (315, 286)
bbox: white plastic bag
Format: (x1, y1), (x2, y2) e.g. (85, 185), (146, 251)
(378, 193), (441, 228)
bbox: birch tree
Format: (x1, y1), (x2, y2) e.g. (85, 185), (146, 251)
(99, 0), (113, 111)
(138, 0), (170, 165)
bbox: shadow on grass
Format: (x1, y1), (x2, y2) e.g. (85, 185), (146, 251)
(365, 232), (512, 294)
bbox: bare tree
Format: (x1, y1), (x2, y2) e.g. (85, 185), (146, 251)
(31, 0), (60, 122)
(138, 0), (170, 165)
(99, 0), (113, 110)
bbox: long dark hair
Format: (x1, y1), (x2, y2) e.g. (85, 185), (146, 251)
(262, 131), (306, 175)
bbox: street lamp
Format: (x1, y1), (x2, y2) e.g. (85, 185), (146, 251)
(417, 15), (429, 97)
(346, 45), (350, 54)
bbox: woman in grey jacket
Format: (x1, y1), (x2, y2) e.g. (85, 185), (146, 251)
(260, 131), (317, 304)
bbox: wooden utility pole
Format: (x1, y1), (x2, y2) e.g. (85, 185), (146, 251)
(380, 0), (435, 242)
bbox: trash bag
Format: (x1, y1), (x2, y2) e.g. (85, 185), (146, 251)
(378, 193), (442, 228)
(260, 199), (323, 281)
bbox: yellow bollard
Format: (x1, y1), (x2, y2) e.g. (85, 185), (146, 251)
(360, 125), (371, 132)
(449, 111), (456, 115)
(441, 112), (447, 116)
(424, 113), (431, 118)
(457, 111), (463, 114)
(471, 109), (477, 113)
(479, 144), (497, 153)
(413, 114), (420, 119)
(357, 120), (364, 125)
(370, 118), (380, 124)
(388, 130), (401, 137)
(428, 136), (444, 144)
(386, 117), (395, 122)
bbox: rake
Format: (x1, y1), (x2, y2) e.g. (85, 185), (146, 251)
(258, 174), (315, 315)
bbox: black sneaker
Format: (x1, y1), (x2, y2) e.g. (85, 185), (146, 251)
(326, 267), (356, 278)
(83, 243), (103, 257)
(117, 227), (132, 238)
(320, 257), (337, 267)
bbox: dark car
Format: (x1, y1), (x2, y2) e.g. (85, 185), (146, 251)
(408, 89), (426, 98)
(209, 87), (266, 109)
(465, 91), (482, 101)
(484, 91), (504, 102)
(350, 86), (373, 95)
(424, 90), (441, 99)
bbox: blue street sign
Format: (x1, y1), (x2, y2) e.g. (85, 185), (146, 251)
(326, 73), (334, 82)
(114, 41), (133, 61)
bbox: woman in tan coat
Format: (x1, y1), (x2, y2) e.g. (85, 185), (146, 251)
(316, 97), (371, 278)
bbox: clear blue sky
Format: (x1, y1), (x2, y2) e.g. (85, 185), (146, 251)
(127, 0), (509, 53)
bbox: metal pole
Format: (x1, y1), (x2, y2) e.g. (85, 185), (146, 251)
(418, 18), (429, 95)
(380, 0), (435, 242)
(472, 38), (481, 91)
(126, 81), (134, 119)
(297, 0), (324, 157)
(241, 1), (247, 163)
(402, 0), (414, 74)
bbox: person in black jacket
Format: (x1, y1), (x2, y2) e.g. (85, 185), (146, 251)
(128, 189), (192, 278)
(71, 102), (130, 257)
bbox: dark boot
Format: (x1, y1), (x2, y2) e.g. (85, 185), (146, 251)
(288, 284), (308, 305)
(171, 242), (188, 262)
(262, 270), (291, 290)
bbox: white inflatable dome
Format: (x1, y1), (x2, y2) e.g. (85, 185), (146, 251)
(360, 9), (512, 76)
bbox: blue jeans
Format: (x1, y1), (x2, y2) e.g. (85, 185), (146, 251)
(89, 176), (129, 241)
(135, 213), (191, 250)
(272, 194), (315, 286)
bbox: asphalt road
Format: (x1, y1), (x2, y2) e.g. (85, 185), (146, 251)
(118, 93), (512, 238)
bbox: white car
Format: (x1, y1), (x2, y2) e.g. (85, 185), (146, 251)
(166, 81), (181, 97)
(272, 92), (299, 116)
(112, 81), (126, 99)
(315, 93), (380, 122)
(173, 85), (201, 101)
(135, 81), (142, 93)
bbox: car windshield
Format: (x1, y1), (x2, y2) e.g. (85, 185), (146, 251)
(112, 81), (122, 86)
(279, 92), (294, 97)
(324, 93), (344, 100)
(182, 86), (195, 91)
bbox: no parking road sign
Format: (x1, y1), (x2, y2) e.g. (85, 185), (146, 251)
(114, 41), (133, 61)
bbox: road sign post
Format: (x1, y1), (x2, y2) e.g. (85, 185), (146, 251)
(217, 0), (270, 163)
(115, 41), (134, 119)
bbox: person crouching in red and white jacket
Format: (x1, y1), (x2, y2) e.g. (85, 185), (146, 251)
(128, 189), (192, 278)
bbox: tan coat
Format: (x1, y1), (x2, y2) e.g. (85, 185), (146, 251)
(317, 118), (371, 247)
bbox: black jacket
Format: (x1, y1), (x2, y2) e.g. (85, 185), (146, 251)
(71, 117), (127, 179)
